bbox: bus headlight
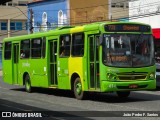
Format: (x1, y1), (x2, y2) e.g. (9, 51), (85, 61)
(149, 73), (155, 80)
(107, 73), (117, 81)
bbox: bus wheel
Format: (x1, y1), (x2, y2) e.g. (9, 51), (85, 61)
(25, 74), (32, 93)
(117, 91), (130, 98)
(74, 77), (85, 100)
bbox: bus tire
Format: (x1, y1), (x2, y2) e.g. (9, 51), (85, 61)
(117, 91), (130, 98)
(25, 74), (32, 93)
(74, 77), (85, 100)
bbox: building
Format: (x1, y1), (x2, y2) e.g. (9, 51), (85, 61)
(0, 0), (33, 69)
(27, 0), (110, 33)
(69, 0), (109, 25)
(111, 0), (129, 21)
(0, 0), (33, 41)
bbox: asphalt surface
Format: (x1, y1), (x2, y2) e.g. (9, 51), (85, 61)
(0, 74), (160, 120)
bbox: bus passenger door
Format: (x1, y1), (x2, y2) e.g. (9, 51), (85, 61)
(88, 35), (100, 90)
(13, 43), (19, 84)
(57, 35), (70, 89)
(49, 40), (58, 86)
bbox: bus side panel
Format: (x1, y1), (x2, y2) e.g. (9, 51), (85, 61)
(2, 60), (13, 84)
(29, 59), (48, 87)
(57, 58), (70, 89)
(18, 59), (31, 85)
(69, 57), (86, 90)
(18, 59), (48, 87)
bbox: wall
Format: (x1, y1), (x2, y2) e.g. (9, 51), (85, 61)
(111, 0), (129, 21)
(69, 0), (109, 25)
(28, 0), (69, 33)
(0, 1), (33, 38)
(0, 6), (28, 41)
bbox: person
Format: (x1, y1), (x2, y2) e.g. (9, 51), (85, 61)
(20, 50), (25, 58)
(60, 37), (66, 56)
(141, 41), (147, 55)
(60, 47), (65, 56)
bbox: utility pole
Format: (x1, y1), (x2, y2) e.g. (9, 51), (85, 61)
(29, 8), (34, 34)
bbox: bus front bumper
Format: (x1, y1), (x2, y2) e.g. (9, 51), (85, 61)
(101, 80), (156, 92)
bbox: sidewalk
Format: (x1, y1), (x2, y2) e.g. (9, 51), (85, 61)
(0, 70), (2, 76)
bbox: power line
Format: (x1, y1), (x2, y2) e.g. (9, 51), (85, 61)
(0, 10), (28, 18)
(0, 0), (158, 20)
(29, 0), (129, 12)
(27, 1), (160, 24)
(111, 1), (160, 16)
(10, 11), (28, 19)
(0, 1), (157, 23)
(0, 10), (158, 37)
(1, 1), (160, 37)
(10, 6), (29, 19)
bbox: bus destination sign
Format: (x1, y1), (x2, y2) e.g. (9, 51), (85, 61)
(105, 24), (151, 32)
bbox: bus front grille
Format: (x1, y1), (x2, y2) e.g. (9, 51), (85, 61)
(117, 72), (147, 81)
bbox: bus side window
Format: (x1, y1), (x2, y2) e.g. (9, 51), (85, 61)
(21, 40), (30, 59)
(72, 33), (84, 56)
(59, 35), (71, 57)
(4, 42), (12, 60)
(31, 38), (42, 58)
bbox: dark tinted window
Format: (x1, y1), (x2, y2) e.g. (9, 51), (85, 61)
(10, 22), (22, 30)
(31, 38), (42, 58)
(72, 33), (84, 56)
(59, 35), (71, 57)
(4, 42), (12, 59)
(21, 40), (30, 58)
(42, 37), (46, 58)
(1, 22), (7, 30)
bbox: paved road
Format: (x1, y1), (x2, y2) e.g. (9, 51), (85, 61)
(0, 75), (160, 120)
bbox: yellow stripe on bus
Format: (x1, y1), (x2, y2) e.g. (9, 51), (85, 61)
(69, 57), (84, 89)
(70, 26), (84, 33)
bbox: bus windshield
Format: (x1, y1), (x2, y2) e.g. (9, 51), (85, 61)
(102, 34), (155, 67)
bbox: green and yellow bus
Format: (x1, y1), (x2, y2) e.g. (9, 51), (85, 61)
(2, 21), (156, 99)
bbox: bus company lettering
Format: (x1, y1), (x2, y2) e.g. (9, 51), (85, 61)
(22, 62), (30, 67)
(111, 56), (128, 62)
(123, 25), (139, 31)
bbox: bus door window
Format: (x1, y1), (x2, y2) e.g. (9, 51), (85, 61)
(42, 37), (46, 58)
(96, 36), (99, 61)
(59, 35), (71, 57)
(4, 42), (12, 60)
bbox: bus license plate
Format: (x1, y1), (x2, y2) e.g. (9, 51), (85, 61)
(129, 84), (138, 89)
